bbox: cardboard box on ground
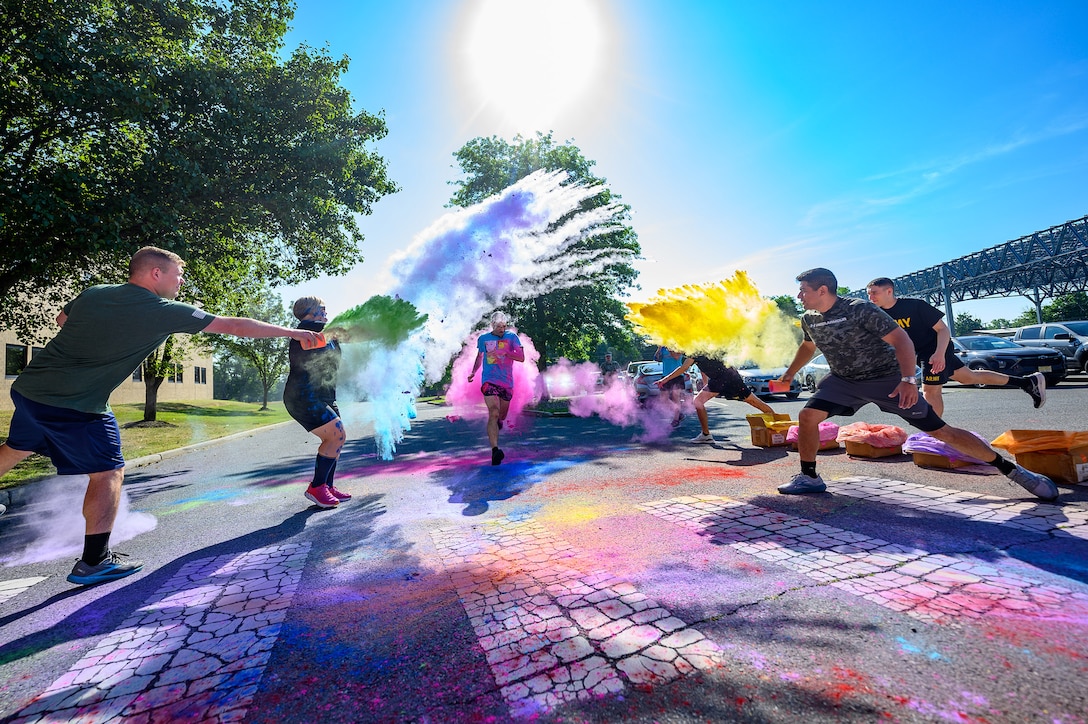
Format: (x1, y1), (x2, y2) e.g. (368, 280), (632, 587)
(1014, 447), (1088, 485)
(844, 441), (903, 458)
(991, 430), (1088, 485)
(747, 414), (794, 448)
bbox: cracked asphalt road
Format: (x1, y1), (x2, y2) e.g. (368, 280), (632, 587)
(2, 376), (1087, 723)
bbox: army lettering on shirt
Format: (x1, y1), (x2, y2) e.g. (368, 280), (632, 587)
(883, 297), (944, 359)
(801, 297), (901, 381)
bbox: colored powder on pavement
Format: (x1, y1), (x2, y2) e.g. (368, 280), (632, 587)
(626, 271), (798, 368)
(329, 295), (427, 346)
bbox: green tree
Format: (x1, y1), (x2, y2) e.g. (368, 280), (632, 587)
(214, 351), (269, 403)
(1042, 292), (1088, 322)
(448, 132), (641, 368)
(209, 291), (294, 410)
(953, 311), (984, 336)
(771, 294), (801, 318)
(1, 0), (397, 341)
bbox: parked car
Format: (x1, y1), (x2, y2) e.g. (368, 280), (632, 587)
(736, 362), (802, 399)
(630, 361), (700, 402)
(951, 335), (1066, 386)
(1012, 321), (1088, 374)
(799, 353), (831, 390)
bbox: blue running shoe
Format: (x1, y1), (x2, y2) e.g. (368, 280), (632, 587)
(67, 551), (143, 586)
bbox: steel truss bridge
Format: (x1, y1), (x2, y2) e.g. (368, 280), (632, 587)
(850, 214), (1088, 327)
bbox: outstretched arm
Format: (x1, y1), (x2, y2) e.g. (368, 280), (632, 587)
(780, 340), (817, 383)
(204, 316), (320, 345)
(656, 357), (695, 386)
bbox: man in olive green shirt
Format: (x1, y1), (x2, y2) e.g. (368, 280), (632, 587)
(0, 246), (323, 586)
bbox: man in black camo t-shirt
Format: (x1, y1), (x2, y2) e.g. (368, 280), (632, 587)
(771, 268), (1058, 503)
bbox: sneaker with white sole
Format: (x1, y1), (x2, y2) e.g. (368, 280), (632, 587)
(689, 432), (715, 444)
(305, 484), (340, 508)
(67, 551), (143, 586)
(777, 472), (827, 495)
(1006, 464), (1059, 501)
(328, 486), (352, 501)
(1025, 372), (1046, 409)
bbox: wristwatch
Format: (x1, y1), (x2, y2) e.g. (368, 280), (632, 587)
(900, 376), (918, 384)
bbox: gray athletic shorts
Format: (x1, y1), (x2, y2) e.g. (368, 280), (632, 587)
(805, 373), (945, 432)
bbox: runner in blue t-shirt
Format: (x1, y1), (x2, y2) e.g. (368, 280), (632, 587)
(467, 311), (524, 465)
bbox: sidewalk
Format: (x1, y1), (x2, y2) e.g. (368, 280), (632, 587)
(0, 421), (292, 512)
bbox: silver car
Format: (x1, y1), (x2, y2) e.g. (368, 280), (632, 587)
(799, 353), (831, 391)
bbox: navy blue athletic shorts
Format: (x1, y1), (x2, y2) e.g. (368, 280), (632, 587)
(6, 390), (125, 474)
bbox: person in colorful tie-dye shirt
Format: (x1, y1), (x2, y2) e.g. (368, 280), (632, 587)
(467, 311), (525, 465)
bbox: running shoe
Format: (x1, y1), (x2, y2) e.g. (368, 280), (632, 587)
(689, 433), (715, 444)
(777, 472), (827, 495)
(1025, 372), (1046, 409)
(1006, 465), (1059, 501)
(328, 486), (352, 501)
(305, 484), (340, 508)
(67, 551), (143, 586)
(492, 447), (505, 466)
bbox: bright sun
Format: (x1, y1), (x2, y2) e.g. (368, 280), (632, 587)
(463, 0), (607, 131)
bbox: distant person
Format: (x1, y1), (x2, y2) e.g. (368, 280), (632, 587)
(283, 296), (350, 510)
(0, 246), (324, 586)
(601, 352), (620, 382)
(654, 345), (689, 427)
(776, 267), (1057, 500)
(656, 354), (776, 444)
(867, 277), (1044, 416)
(467, 311), (524, 465)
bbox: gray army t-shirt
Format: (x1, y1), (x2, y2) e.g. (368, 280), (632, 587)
(801, 297), (900, 380)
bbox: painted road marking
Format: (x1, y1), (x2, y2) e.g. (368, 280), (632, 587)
(0, 576), (48, 606)
(832, 476), (1088, 538)
(640, 495), (1088, 624)
(9, 543), (309, 723)
(432, 517), (723, 718)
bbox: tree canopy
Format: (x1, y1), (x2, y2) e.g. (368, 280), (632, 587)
(1, 0), (397, 340)
(448, 132), (642, 366)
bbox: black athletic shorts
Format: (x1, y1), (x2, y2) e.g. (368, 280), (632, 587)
(921, 350), (965, 386)
(804, 373), (945, 432)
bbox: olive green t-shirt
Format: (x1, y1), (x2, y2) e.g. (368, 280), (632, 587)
(12, 283), (216, 413)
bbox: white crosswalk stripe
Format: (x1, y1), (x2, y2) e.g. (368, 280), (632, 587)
(0, 576), (48, 606)
(832, 476), (1088, 538)
(639, 493), (1088, 623)
(9, 543), (309, 723)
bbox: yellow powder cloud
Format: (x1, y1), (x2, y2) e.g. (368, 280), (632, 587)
(626, 271), (799, 368)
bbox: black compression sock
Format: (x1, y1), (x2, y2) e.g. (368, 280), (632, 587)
(312, 454), (336, 488)
(801, 461), (818, 478)
(82, 533), (111, 566)
(990, 455), (1015, 475)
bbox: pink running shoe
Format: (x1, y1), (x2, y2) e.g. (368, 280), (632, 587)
(305, 485), (339, 509)
(328, 486), (352, 501)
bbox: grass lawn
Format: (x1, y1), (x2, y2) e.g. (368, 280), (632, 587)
(0, 400), (291, 489)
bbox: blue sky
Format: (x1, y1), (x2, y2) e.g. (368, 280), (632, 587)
(282, 0), (1088, 327)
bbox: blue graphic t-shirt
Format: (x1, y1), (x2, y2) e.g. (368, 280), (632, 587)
(477, 331), (522, 390)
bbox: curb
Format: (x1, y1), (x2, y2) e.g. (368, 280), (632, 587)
(0, 421), (294, 512)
